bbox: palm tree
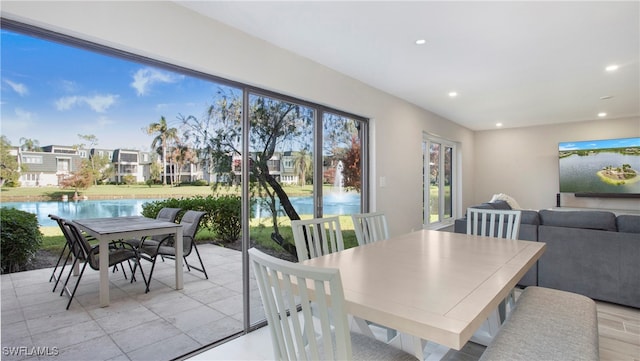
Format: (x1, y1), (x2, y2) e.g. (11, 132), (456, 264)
(146, 116), (179, 185)
(292, 149), (311, 186)
(19, 137), (40, 152)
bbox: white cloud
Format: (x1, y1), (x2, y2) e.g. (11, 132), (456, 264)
(55, 96), (79, 111)
(85, 94), (117, 113)
(14, 107), (34, 121)
(55, 94), (118, 113)
(4, 79), (29, 96)
(131, 67), (182, 96)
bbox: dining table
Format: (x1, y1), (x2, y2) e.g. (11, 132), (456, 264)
(301, 229), (546, 360)
(72, 216), (184, 307)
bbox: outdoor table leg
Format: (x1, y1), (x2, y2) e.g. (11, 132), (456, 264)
(175, 227), (183, 290)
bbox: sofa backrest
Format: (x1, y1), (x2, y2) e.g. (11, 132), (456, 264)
(538, 210), (617, 231)
(616, 215), (640, 234)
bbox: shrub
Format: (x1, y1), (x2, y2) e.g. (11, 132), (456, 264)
(191, 180), (209, 186)
(1, 208), (43, 273)
(141, 195), (243, 241)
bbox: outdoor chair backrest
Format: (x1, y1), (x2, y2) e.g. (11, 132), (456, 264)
(156, 207), (181, 222)
(291, 216), (344, 262)
(466, 208), (522, 240)
(351, 211), (389, 246)
(179, 210), (206, 256)
(249, 247), (352, 360)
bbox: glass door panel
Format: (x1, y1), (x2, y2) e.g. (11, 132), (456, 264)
(246, 92), (314, 325)
(321, 113), (362, 248)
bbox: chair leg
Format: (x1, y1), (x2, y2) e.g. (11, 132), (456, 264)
(52, 250), (73, 292)
(185, 244), (208, 279)
(145, 257), (158, 293)
(61, 260), (88, 310)
(49, 242), (68, 282)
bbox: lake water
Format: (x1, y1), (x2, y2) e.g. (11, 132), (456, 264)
(559, 152), (640, 193)
(2, 192), (361, 227)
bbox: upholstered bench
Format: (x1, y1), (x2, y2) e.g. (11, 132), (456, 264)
(479, 286), (599, 361)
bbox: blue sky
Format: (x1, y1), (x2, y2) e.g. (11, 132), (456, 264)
(1, 29), (221, 150)
(559, 137), (640, 151)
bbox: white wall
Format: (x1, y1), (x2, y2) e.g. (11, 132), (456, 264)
(1, 1), (475, 236)
(473, 116), (640, 211)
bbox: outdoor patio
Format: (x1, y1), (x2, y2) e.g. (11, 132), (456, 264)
(1, 244), (261, 361)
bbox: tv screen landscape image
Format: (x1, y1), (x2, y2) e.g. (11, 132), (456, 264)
(559, 137), (640, 195)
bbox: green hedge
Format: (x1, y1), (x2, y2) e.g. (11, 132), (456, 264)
(141, 195), (243, 242)
(1, 208), (43, 273)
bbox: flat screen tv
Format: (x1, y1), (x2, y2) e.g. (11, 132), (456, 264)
(558, 137), (640, 196)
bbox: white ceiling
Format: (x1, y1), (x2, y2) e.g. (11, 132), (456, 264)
(177, 1), (639, 131)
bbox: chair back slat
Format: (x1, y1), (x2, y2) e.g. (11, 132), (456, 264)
(291, 217), (344, 261)
(249, 248), (352, 361)
(351, 212), (389, 246)
(467, 208), (522, 240)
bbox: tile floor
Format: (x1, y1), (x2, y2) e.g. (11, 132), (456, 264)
(1, 244), (262, 361)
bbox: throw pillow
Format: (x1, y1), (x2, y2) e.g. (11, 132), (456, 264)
(490, 193), (522, 210)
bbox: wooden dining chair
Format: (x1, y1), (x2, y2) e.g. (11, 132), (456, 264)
(466, 208), (521, 240)
(466, 207), (522, 323)
(350, 211), (398, 342)
(291, 216), (344, 262)
(249, 248), (415, 361)
(351, 211), (389, 246)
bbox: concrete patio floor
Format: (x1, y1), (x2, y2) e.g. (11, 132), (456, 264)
(1, 244), (262, 361)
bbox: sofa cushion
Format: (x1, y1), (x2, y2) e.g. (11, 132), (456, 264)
(539, 210), (617, 231)
(470, 202), (495, 210)
(489, 200), (512, 210)
(520, 210), (540, 225)
(617, 215), (640, 234)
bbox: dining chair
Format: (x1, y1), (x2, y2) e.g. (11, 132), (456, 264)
(138, 210), (208, 292)
(351, 211), (389, 246)
(466, 208), (521, 240)
(249, 248), (415, 361)
(291, 216), (344, 262)
(47, 214), (74, 291)
(59, 219), (147, 310)
(350, 211), (398, 342)
(123, 207), (181, 249)
(466, 207), (522, 322)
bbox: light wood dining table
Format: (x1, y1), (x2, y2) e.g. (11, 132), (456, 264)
(72, 216), (183, 307)
(301, 229), (545, 360)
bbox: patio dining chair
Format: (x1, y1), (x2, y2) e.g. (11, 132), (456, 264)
(48, 214), (75, 292)
(291, 216), (344, 262)
(466, 207), (522, 322)
(351, 211), (389, 246)
(138, 210), (208, 292)
(249, 248), (415, 361)
(123, 207), (181, 249)
(59, 219), (147, 310)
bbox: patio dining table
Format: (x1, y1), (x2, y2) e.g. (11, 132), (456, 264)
(301, 229), (545, 360)
(72, 216), (183, 307)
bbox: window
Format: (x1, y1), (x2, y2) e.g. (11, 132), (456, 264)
(423, 133), (457, 228)
(56, 158), (71, 172)
(22, 156), (43, 164)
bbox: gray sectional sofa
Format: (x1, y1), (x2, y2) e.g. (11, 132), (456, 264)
(453, 201), (640, 309)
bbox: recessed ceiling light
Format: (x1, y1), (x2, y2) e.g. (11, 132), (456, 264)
(598, 112), (607, 117)
(448, 91), (458, 98)
(496, 122), (503, 127)
(605, 64), (619, 72)
(415, 39), (426, 45)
